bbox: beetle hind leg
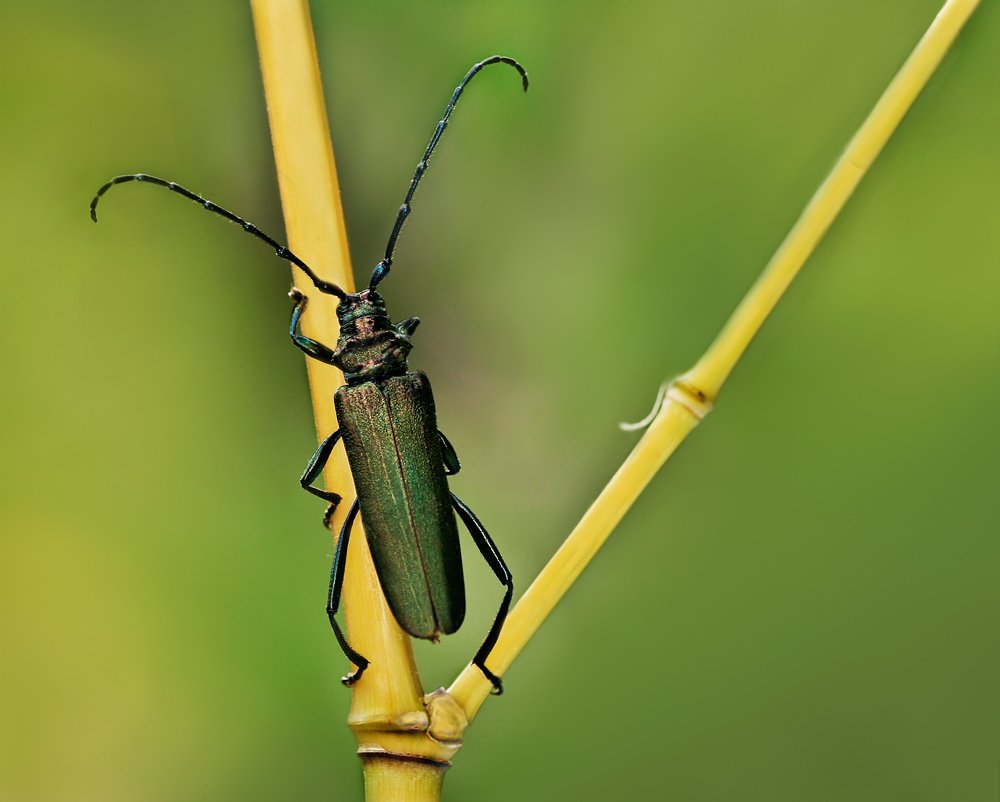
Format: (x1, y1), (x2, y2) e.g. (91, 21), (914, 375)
(451, 493), (513, 695)
(327, 498), (371, 686)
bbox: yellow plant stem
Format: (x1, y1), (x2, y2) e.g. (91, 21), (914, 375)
(449, 0), (980, 721)
(360, 754), (447, 802)
(250, 0), (458, 795)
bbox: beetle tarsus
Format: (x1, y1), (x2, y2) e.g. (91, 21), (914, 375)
(322, 501), (340, 530)
(476, 662), (504, 695)
(341, 665), (367, 687)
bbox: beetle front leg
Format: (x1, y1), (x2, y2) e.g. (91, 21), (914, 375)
(327, 498), (371, 686)
(288, 289), (339, 364)
(451, 493), (513, 695)
(301, 429), (343, 528)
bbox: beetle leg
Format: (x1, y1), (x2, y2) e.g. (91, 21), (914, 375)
(288, 290), (338, 364)
(438, 430), (461, 475)
(300, 429), (344, 528)
(327, 498), (371, 686)
(451, 493), (512, 695)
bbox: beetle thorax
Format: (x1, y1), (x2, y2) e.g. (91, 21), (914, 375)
(333, 289), (414, 383)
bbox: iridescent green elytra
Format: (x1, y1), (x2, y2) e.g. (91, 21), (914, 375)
(336, 365), (465, 640)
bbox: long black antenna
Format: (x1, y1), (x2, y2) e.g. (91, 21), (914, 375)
(90, 174), (347, 300)
(367, 55), (528, 291)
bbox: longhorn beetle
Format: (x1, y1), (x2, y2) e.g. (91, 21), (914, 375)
(90, 56), (528, 693)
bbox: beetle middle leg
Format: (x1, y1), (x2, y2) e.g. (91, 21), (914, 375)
(327, 498), (371, 686)
(300, 429), (344, 528)
(451, 493), (513, 695)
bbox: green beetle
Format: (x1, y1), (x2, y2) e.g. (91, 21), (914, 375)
(90, 56), (526, 693)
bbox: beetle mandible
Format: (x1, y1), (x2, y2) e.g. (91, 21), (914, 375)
(90, 55), (528, 693)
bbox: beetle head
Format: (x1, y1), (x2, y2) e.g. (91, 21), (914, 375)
(336, 288), (387, 325)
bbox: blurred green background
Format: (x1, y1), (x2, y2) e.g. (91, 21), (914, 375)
(2, 1), (997, 800)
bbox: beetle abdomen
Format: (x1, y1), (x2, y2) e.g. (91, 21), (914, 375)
(335, 372), (465, 639)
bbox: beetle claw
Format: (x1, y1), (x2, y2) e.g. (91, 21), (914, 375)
(341, 666), (365, 687)
(476, 663), (504, 695)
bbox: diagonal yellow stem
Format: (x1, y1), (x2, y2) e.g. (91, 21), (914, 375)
(449, 0), (981, 721)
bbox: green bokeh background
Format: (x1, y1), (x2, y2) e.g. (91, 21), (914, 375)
(2, 2), (997, 800)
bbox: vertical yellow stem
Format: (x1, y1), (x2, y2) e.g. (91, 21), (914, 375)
(250, 0), (444, 769)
